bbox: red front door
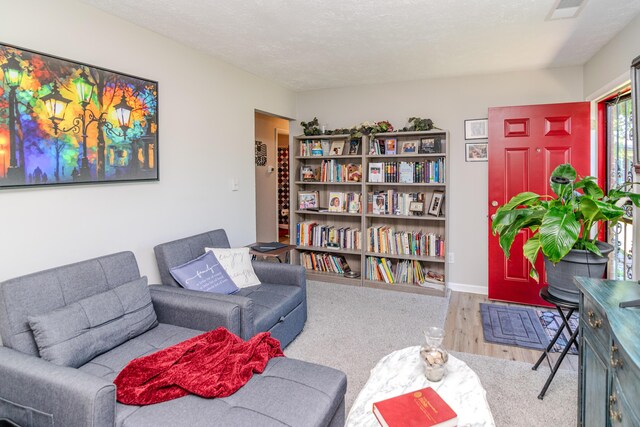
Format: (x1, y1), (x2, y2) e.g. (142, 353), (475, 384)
(488, 102), (591, 306)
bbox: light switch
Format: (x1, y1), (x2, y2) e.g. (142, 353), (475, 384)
(231, 178), (239, 191)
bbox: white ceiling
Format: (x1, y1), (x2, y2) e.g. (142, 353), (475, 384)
(81, 0), (640, 91)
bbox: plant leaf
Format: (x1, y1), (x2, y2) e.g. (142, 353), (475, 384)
(491, 207), (542, 235)
(539, 206), (581, 262)
(497, 210), (545, 258)
(498, 192), (541, 211)
(550, 164), (576, 199)
(580, 197), (625, 223)
(581, 240), (602, 257)
(575, 176), (604, 199)
(523, 234), (542, 266)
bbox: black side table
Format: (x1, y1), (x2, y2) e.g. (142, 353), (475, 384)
(532, 286), (579, 400)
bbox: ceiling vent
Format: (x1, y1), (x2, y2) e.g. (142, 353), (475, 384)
(547, 0), (587, 20)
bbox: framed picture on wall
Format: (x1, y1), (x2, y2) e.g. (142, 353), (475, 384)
(464, 118), (488, 140)
(0, 42), (159, 189)
(465, 142), (488, 162)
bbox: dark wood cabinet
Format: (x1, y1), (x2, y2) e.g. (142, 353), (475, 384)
(575, 278), (640, 427)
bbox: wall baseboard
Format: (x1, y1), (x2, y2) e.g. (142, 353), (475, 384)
(447, 282), (488, 295)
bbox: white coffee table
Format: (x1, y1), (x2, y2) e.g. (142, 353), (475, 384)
(346, 346), (495, 427)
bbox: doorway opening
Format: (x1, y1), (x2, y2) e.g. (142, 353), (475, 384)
(254, 111), (292, 244)
(599, 91), (635, 280)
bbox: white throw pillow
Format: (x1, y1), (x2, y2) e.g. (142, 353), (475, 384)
(205, 247), (261, 288)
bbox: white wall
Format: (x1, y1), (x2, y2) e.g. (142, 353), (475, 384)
(255, 113), (289, 242)
(584, 13), (640, 99)
(295, 67), (584, 292)
(0, 0), (295, 282)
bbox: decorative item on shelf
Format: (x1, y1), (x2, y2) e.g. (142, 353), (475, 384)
(428, 191), (444, 216)
(419, 137), (441, 154)
(298, 190), (319, 210)
(464, 118), (488, 140)
(348, 139), (360, 155)
(320, 139), (331, 156)
(409, 201), (424, 215)
(300, 117), (321, 136)
(328, 192), (345, 212)
(465, 142), (488, 162)
(385, 138), (397, 155)
(491, 163), (640, 302)
(401, 140), (418, 154)
(420, 326), (448, 382)
(300, 165), (318, 181)
(401, 117), (436, 132)
(311, 140), (323, 156)
(346, 164), (362, 182)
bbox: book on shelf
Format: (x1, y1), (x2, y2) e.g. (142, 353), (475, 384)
(321, 139), (331, 156)
(369, 138), (386, 155)
(385, 138), (397, 155)
(329, 140), (345, 155)
(299, 252), (352, 275)
(346, 164), (362, 182)
(368, 162), (384, 183)
(367, 226), (445, 257)
(348, 139), (360, 155)
(328, 192), (346, 212)
(366, 257), (444, 287)
(372, 387), (457, 427)
(347, 192), (362, 213)
(297, 221), (361, 250)
(316, 160), (362, 182)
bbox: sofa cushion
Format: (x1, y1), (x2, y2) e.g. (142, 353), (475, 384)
(113, 357), (347, 427)
(28, 276), (158, 367)
(169, 252), (239, 295)
(236, 283), (304, 332)
(205, 247), (260, 288)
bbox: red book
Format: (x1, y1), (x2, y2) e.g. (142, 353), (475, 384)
(372, 387), (457, 427)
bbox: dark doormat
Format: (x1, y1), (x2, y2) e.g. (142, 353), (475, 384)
(480, 303), (578, 354)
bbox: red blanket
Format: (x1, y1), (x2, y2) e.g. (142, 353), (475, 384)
(114, 328), (284, 405)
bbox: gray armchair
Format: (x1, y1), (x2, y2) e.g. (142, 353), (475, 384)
(154, 229), (307, 348)
(0, 252), (346, 427)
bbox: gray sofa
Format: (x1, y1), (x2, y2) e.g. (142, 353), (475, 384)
(154, 229), (306, 348)
(0, 252), (346, 427)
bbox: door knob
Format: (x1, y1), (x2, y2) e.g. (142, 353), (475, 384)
(491, 201), (499, 207)
(491, 214), (496, 220)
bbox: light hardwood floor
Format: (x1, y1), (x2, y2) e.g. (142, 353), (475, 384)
(443, 291), (579, 372)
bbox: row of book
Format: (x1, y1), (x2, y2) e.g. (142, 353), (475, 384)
(319, 160), (362, 182)
(369, 137), (443, 155)
(366, 226), (445, 258)
(299, 252), (351, 274)
(365, 257), (445, 287)
(296, 221), (362, 250)
(368, 160), (445, 184)
(368, 190), (427, 216)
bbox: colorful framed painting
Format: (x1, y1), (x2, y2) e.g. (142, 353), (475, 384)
(0, 43), (158, 188)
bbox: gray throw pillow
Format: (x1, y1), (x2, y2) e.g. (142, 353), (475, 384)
(170, 251), (239, 295)
(28, 276), (158, 367)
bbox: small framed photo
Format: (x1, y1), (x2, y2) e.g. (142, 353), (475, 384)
(465, 142), (488, 162)
(330, 140), (345, 156)
(373, 193), (387, 214)
(348, 139), (360, 155)
(298, 191), (319, 210)
(419, 138), (435, 154)
(428, 191), (444, 216)
(400, 140), (418, 154)
(385, 139), (397, 155)
(328, 192), (345, 212)
(409, 201), (424, 215)
(464, 118), (488, 140)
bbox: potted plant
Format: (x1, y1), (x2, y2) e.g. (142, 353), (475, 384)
(491, 163), (639, 302)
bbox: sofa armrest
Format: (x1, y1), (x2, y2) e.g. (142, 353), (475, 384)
(149, 285), (251, 337)
(252, 261), (306, 291)
(0, 346), (115, 427)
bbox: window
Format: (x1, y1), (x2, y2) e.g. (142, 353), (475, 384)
(605, 94), (634, 280)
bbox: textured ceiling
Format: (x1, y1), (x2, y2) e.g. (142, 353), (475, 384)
(80, 0), (640, 91)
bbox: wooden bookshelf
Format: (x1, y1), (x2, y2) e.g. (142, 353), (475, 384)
(290, 130), (449, 296)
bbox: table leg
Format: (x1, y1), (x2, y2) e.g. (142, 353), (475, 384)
(537, 325), (580, 400)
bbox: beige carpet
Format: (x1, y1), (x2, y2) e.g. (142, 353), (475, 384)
(285, 280), (578, 426)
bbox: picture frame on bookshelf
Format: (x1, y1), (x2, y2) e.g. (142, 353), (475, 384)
(428, 191), (444, 216)
(368, 162), (384, 182)
(348, 139), (360, 155)
(298, 191), (319, 210)
(385, 139), (397, 155)
(400, 140), (418, 154)
(301, 165), (317, 181)
(330, 140), (345, 155)
(347, 164), (362, 182)
(328, 192), (345, 212)
(373, 193), (387, 214)
(419, 138), (436, 154)
(409, 201), (424, 215)
(465, 142), (488, 162)
(464, 118), (488, 140)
